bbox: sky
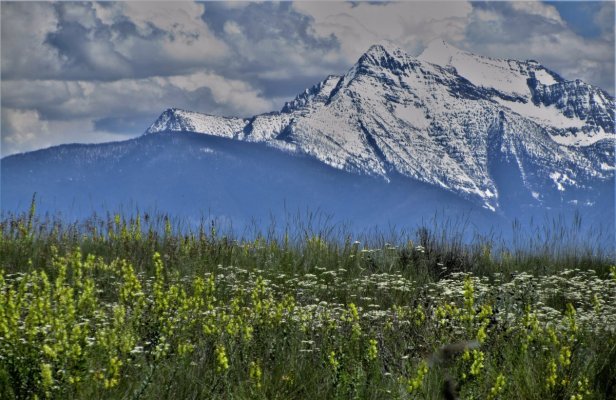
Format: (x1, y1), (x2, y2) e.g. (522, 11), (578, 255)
(1, 1), (614, 157)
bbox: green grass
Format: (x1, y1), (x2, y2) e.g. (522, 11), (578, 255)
(0, 208), (615, 399)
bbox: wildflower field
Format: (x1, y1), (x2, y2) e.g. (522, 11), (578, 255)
(1, 209), (615, 399)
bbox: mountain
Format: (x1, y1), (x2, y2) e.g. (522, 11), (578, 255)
(145, 41), (615, 213)
(2, 40), (614, 241)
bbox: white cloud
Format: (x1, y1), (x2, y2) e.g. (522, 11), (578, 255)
(61, 2), (99, 29)
(510, 1), (564, 25)
(223, 21), (243, 36)
(1, 108), (118, 156)
(1, 70), (275, 155)
(91, 3), (120, 26)
(166, 71), (274, 114)
(473, 8), (501, 22)
(3, 69), (273, 117)
(2, 109), (42, 149)
(293, 1), (473, 62)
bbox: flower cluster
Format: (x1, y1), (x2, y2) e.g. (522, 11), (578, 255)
(1, 247), (614, 398)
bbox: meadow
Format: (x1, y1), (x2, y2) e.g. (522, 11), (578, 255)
(1, 204), (615, 399)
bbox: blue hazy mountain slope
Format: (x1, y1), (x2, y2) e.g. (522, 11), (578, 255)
(1, 132), (499, 231)
(2, 132), (613, 245)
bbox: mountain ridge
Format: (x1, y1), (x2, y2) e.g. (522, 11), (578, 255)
(145, 41), (614, 212)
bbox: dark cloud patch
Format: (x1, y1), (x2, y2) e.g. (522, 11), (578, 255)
(44, 22), (91, 61)
(467, 2), (564, 45)
(545, 1), (604, 38)
(93, 115), (155, 135)
(203, 2), (335, 49)
(103, 14), (168, 43)
(257, 75), (333, 101)
(44, 21), (128, 80)
(201, 1), (341, 80)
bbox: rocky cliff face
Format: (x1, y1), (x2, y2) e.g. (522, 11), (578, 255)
(528, 77), (614, 143)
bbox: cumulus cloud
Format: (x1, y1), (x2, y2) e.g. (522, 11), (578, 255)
(509, 2), (564, 25)
(2, 2), (229, 81)
(4, 71), (270, 117)
(1, 108), (120, 155)
(1, 69), (275, 155)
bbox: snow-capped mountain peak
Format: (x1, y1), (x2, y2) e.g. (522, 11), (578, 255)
(146, 41), (614, 211)
(362, 42), (409, 63)
(148, 108), (247, 139)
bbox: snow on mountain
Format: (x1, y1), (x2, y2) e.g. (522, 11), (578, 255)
(281, 74), (342, 114)
(148, 108), (247, 139)
(145, 41), (615, 211)
(419, 39), (613, 145)
(418, 39), (563, 97)
(527, 78), (614, 145)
